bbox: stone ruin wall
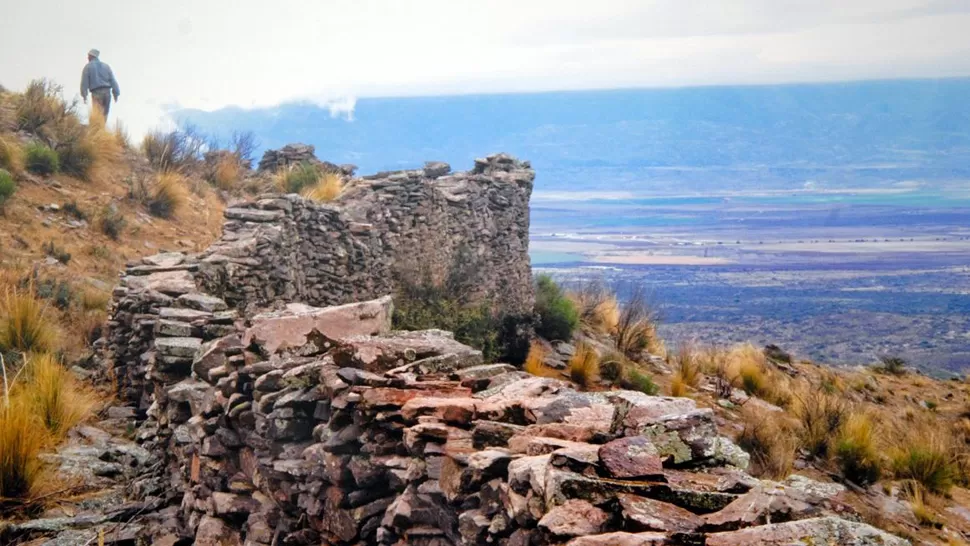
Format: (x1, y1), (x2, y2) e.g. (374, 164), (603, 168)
(195, 154), (535, 314)
(103, 153), (535, 409)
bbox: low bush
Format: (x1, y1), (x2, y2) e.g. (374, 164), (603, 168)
(16, 80), (76, 141)
(835, 413), (882, 485)
(0, 134), (23, 173)
(142, 126), (205, 173)
(0, 285), (58, 355)
(393, 261), (529, 364)
(738, 409), (798, 479)
(534, 274), (578, 341)
(61, 200), (87, 221)
(615, 284), (662, 358)
(568, 342), (598, 388)
(598, 351), (627, 384)
(146, 172), (188, 218)
(24, 142), (59, 175)
(98, 205), (126, 240)
(56, 131), (95, 179)
(0, 169), (15, 211)
(877, 354), (907, 375)
(301, 170), (343, 202)
(622, 368), (659, 395)
(42, 240), (71, 265)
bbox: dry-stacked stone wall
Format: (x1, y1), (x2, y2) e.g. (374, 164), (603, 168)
(126, 296), (907, 546)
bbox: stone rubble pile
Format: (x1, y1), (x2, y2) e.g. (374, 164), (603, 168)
(256, 143), (356, 176)
(125, 296), (909, 546)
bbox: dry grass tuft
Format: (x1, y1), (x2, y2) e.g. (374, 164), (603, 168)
(615, 284), (662, 359)
(889, 430), (957, 495)
(15, 80), (77, 141)
(0, 396), (46, 502)
(276, 162), (321, 194)
(670, 342), (702, 396)
(725, 343), (793, 407)
(0, 134), (23, 174)
(212, 153), (243, 191)
(568, 342), (599, 388)
(146, 172), (189, 218)
(902, 481), (941, 528)
(737, 408), (798, 479)
(792, 389), (848, 459)
(523, 341), (558, 378)
(568, 281), (620, 335)
(20, 353), (98, 440)
(301, 170), (343, 203)
(1, 284), (58, 355)
(835, 412), (882, 485)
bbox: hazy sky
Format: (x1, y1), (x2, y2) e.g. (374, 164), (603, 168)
(3, 0), (970, 136)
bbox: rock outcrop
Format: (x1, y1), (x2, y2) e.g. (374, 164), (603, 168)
(108, 295), (908, 546)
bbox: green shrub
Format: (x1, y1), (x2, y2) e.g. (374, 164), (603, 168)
(277, 162), (321, 194)
(622, 369), (659, 395)
(42, 240), (71, 265)
(0, 169), (15, 210)
(24, 143), (59, 175)
(534, 274), (578, 341)
(877, 354), (907, 375)
(62, 200), (87, 221)
(98, 205), (126, 240)
(56, 133), (95, 179)
(891, 437), (957, 495)
(393, 256), (532, 364)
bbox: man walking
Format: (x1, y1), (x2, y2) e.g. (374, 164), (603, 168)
(80, 49), (120, 120)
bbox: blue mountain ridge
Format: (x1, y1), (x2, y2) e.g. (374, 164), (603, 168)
(174, 78), (970, 194)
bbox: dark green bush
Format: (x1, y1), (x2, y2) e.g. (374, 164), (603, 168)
(622, 369), (659, 395)
(0, 169), (15, 210)
(57, 134), (95, 179)
(393, 255), (532, 364)
(62, 200), (87, 221)
(534, 274), (578, 341)
(24, 143), (59, 175)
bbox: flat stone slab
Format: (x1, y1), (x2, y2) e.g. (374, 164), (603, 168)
(125, 270), (196, 296)
(155, 337), (203, 358)
(705, 516), (911, 546)
(245, 296), (393, 355)
(177, 293), (229, 312)
(225, 208), (284, 222)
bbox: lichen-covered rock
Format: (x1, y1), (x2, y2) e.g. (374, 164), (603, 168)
(704, 516), (911, 546)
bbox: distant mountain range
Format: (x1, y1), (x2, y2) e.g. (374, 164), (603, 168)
(175, 78), (970, 194)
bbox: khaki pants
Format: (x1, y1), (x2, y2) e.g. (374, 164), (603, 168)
(92, 88), (111, 119)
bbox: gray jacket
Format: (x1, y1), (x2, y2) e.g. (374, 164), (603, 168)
(80, 59), (120, 100)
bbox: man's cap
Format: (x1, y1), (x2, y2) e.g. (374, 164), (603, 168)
(88, 49), (100, 58)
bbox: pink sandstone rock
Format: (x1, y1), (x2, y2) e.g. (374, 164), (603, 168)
(598, 436), (664, 479)
(538, 499), (608, 538)
(565, 532), (667, 546)
(243, 296), (392, 354)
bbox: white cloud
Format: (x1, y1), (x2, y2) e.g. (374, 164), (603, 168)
(2, 0), (968, 137)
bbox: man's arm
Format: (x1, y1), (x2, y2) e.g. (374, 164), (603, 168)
(107, 65), (120, 100)
(80, 65), (90, 101)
